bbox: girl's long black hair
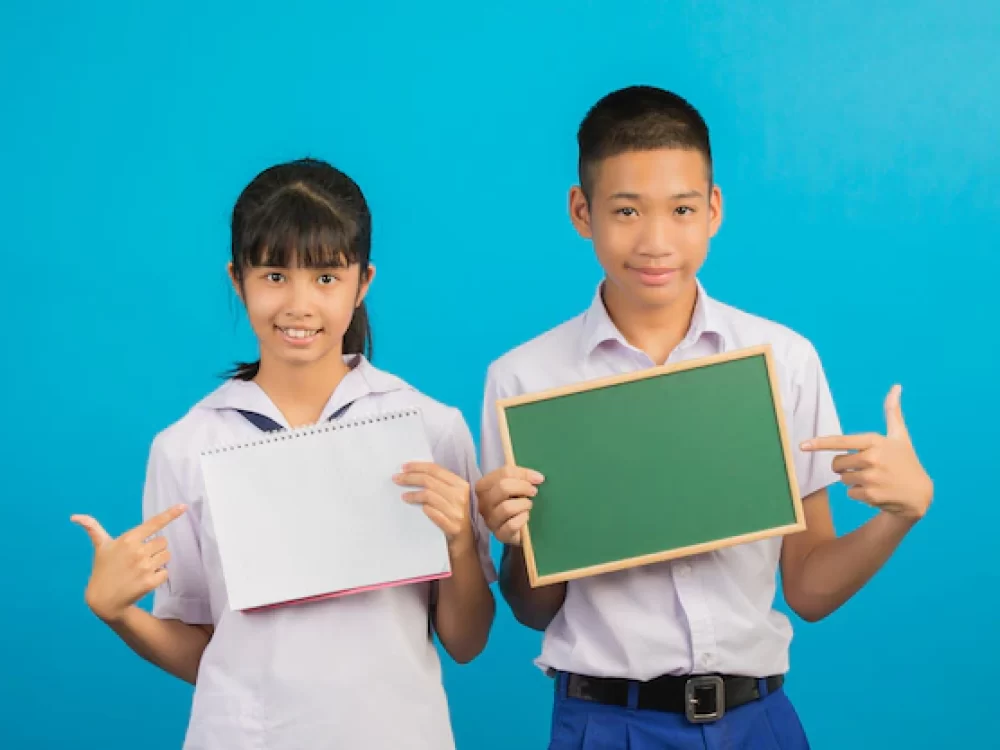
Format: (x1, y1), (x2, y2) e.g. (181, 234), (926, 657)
(226, 158), (373, 380)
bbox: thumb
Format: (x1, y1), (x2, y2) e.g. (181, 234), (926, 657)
(70, 515), (113, 549)
(884, 384), (909, 440)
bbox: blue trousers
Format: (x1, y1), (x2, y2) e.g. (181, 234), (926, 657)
(549, 673), (810, 750)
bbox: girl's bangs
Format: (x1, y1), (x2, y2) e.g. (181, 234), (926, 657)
(239, 190), (360, 269)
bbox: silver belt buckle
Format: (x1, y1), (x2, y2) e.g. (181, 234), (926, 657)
(685, 675), (725, 723)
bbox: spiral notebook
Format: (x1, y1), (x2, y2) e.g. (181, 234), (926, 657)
(200, 408), (451, 612)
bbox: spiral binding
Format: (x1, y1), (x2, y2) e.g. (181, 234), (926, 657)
(201, 407), (422, 456)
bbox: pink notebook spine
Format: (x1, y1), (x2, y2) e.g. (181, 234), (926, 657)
(241, 570), (452, 612)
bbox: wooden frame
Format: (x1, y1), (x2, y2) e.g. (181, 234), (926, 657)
(496, 344), (805, 587)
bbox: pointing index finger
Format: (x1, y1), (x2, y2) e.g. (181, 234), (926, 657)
(800, 434), (877, 453)
(133, 504), (187, 539)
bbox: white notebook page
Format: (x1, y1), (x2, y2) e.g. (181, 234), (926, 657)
(200, 408), (450, 611)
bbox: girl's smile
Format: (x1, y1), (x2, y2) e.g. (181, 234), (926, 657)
(276, 325), (323, 346)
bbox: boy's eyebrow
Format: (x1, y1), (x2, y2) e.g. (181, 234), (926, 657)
(607, 190), (705, 201)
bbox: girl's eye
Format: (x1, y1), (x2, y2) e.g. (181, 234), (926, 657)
(318, 274), (336, 285)
(266, 272), (285, 283)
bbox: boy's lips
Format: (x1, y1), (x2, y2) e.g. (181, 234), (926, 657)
(629, 266), (679, 286)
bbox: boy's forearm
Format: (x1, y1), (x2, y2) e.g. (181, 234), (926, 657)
(789, 512), (914, 622)
(433, 538), (495, 664)
(499, 545), (566, 631)
(104, 606), (212, 684)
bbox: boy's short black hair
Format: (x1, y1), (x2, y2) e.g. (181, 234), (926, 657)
(577, 85), (712, 197)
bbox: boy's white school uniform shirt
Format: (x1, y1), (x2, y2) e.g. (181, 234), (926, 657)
(143, 356), (496, 750)
(480, 281), (842, 681)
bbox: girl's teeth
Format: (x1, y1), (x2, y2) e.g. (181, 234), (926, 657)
(284, 328), (317, 339)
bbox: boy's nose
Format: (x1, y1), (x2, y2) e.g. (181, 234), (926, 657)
(638, 216), (677, 256)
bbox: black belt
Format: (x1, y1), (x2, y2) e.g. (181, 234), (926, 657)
(562, 672), (784, 723)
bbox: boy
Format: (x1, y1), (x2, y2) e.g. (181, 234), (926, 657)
(475, 86), (933, 748)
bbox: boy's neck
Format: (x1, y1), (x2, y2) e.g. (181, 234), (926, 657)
(601, 280), (699, 366)
(254, 353), (352, 427)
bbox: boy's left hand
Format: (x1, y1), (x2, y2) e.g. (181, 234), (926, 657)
(394, 463), (473, 549)
(801, 385), (933, 522)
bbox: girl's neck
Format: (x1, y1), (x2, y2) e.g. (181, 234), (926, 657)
(253, 353), (352, 427)
(602, 281), (699, 366)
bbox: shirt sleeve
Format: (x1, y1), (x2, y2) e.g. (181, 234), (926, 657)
(479, 364), (508, 477)
(432, 410), (498, 583)
(790, 342), (843, 499)
(142, 435), (214, 624)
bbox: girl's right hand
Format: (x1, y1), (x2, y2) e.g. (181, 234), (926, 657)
(70, 504), (187, 624)
(474, 466), (544, 546)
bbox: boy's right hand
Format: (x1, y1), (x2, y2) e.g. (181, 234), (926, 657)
(474, 467), (544, 546)
(70, 504), (187, 624)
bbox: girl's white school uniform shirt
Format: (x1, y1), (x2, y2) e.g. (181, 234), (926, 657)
(143, 356), (496, 750)
(480, 282), (842, 682)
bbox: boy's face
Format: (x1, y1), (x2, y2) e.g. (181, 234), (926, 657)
(570, 148), (722, 312)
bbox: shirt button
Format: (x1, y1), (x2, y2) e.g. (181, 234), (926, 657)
(676, 563), (692, 578)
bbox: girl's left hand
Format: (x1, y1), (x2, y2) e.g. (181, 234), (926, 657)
(394, 463), (472, 548)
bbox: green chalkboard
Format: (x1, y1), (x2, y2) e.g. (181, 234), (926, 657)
(497, 346), (803, 586)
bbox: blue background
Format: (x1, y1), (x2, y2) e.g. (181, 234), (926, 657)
(2, 1), (997, 747)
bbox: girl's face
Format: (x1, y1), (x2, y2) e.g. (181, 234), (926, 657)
(230, 260), (374, 374)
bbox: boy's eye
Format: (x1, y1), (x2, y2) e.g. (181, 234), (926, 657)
(675, 206), (696, 216)
(615, 207), (638, 217)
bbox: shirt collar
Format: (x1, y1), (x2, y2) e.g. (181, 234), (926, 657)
(198, 355), (410, 427)
(579, 278), (730, 357)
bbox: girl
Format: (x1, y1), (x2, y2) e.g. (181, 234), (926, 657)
(71, 158), (497, 749)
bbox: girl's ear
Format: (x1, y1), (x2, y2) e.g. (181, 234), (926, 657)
(227, 262), (245, 303)
(355, 263), (376, 308)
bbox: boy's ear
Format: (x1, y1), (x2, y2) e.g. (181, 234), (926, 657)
(708, 184), (724, 238)
(569, 186), (593, 239)
(356, 263), (376, 308)
(227, 262), (244, 303)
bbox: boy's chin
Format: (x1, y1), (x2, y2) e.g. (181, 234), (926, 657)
(608, 274), (693, 309)
(635, 288), (687, 309)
